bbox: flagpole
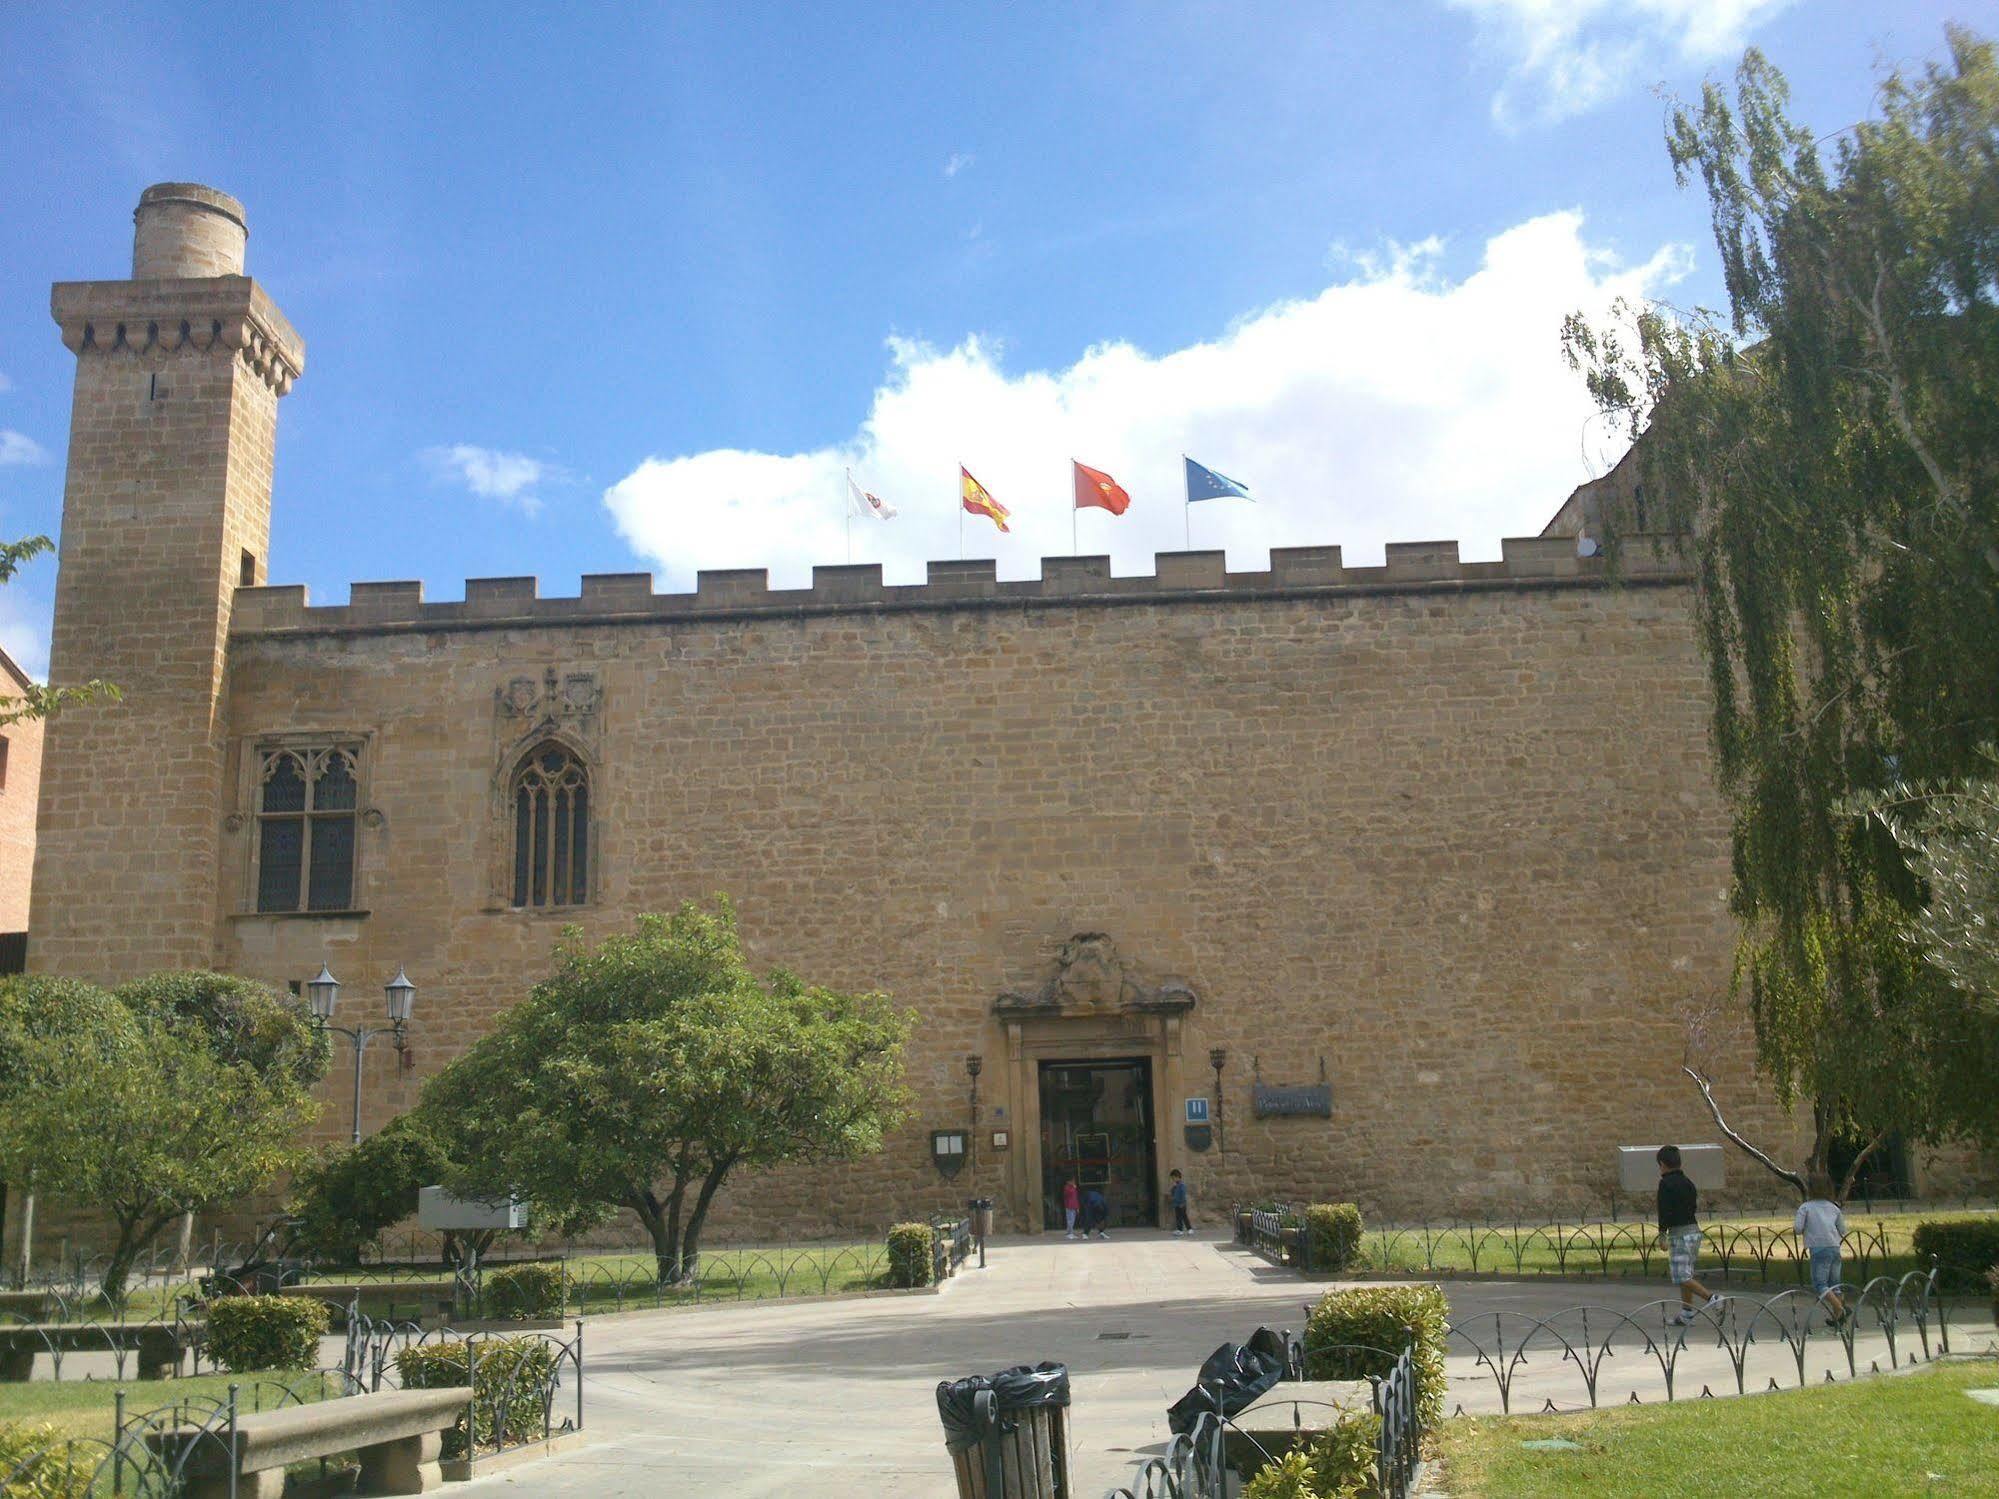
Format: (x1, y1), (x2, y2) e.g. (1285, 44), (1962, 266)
(1184, 497), (1191, 551)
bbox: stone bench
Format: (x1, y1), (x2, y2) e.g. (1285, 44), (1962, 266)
(148, 1386), (469, 1497)
(0, 1321), (195, 1380)
(0, 1289), (56, 1319)
(277, 1281), (456, 1327)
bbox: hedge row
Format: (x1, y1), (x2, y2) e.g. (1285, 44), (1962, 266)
(1303, 1204), (1364, 1272)
(1241, 1410), (1382, 1499)
(1910, 1218), (1999, 1291)
(1301, 1283), (1449, 1429)
(485, 1262), (566, 1319)
(886, 1222), (935, 1288)
(0, 1423), (91, 1499)
(205, 1295), (330, 1373)
(395, 1337), (558, 1458)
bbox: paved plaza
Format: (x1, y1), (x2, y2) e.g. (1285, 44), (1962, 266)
(444, 1232), (1997, 1497)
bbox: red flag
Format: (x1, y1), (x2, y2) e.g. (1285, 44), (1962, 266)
(1073, 461), (1131, 516)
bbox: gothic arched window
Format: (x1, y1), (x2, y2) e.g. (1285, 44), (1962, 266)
(512, 742), (590, 908)
(256, 746), (360, 912)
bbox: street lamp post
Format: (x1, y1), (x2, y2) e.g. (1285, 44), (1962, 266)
(307, 965), (416, 1144)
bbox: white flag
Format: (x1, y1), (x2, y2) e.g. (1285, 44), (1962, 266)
(847, 473), (898, 521)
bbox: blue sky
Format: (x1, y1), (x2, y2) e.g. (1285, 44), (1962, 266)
(0, 1), (1973, 673)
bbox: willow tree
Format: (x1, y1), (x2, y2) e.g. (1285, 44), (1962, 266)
(1563, 29), (1999, 1196)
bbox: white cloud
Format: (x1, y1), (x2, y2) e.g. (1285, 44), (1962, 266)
(604, 211), (1690, 592)
(944, 152), (975, 178)
(1447, 0), (1794, 125)
(422, 444), (547, 517)
(0, 593), (50, 682)
(0, 431), (49, 467)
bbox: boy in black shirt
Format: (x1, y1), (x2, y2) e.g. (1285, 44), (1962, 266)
(1657, 1145), (1721, 1325)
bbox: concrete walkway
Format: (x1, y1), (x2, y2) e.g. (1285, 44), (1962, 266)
(446, 1232), (1997, 1498)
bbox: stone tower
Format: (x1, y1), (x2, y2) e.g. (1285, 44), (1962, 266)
(31, 184), (304, 979)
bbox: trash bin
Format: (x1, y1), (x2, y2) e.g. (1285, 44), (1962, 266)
(968, 1197), (996, 1239)
(936, 1361), (1070, 1499)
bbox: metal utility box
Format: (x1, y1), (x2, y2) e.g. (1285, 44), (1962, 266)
(1618, 1144), (1726, 1192)
(417, 1186), (529, 1231)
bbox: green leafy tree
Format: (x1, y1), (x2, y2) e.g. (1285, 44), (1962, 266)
(286, 1111), (451, 1264)
(0, 536), (118, 1258)
(423, 902), (912, 1283)
(0, 974), (324, 1301)
(1563, 29), (1999, 1195)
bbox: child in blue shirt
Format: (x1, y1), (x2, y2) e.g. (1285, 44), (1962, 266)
(1169, 1170), (1192, 1235)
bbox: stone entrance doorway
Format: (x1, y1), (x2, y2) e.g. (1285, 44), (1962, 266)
(1038, 1058), (1157, 1229)
(993, 934), (1198, 1234)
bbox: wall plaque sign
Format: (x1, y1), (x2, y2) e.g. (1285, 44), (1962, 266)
(1252, 1083), (1333, 1118)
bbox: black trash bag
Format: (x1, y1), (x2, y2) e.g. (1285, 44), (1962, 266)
(1245, 1324), (1297, 1379)
(1166, 1339), (1284, 1435)
(936, 1362), (1071, 1452)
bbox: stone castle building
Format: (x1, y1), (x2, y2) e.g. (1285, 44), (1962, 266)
(24, 184), (1992, 1245)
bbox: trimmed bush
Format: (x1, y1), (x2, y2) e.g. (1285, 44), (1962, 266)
(1304, 1204), (1365, 1272)
(205, 1294), (330, 1373)
(1307, 1410), (1384, 1497)
(0, 1423), (94, 1499)
(1302, 1284), (1448, 1428)
(886, 1222), (935, 1288)
(486, 1262), (567, 1320)
(396, 1337), (558, 1458)
(1242, 1450), (1317, 1499)
(1910, 1218), (1999, 1291)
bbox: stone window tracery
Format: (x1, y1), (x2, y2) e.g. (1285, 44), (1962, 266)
(512, 742), (590, 908)
(256, 746), (360, 912)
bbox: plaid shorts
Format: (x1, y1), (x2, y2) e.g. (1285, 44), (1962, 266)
(1667, 1227), (1702, 1283)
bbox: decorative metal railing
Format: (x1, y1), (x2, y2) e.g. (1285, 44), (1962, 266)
(1420, 1266), (1954, 1416)
(1102, 1337), (1426, 1499)
(1232, 1205), (1999, 1286)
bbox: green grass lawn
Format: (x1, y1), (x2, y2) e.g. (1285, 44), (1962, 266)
(0, 1368), (340, 1442)
(1430, 1359), (1999, 1497)
(1347, 1209), (1995, 1286)
(558, 1243), (893, 1310)
(286, 1241), (898, 1314)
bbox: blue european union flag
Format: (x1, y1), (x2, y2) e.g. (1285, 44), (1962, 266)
(1184, 456), (1252, 503)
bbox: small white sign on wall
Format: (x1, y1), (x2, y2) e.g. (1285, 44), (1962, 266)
(1618, 1144), (1726, 1192)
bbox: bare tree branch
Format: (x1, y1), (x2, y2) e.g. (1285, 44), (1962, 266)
(1834, 1130), (1888, 1204)
(1683, 1064), (1808, 1197)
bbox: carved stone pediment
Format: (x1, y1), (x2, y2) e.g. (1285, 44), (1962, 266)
(498, 666), (601, 734)
(994, 933), (1197, 1020)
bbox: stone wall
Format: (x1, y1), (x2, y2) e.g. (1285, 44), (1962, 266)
(193, 557), (1835, 1236)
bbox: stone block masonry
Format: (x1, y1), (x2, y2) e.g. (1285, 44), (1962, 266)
(211, 566), (1812, 1233)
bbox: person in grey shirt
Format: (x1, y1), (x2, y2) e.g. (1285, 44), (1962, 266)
(1794, 1174), (1849, 1325)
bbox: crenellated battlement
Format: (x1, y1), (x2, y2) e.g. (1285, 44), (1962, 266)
(230, 536), (1687, 636)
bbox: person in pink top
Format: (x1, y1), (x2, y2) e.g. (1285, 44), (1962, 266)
(1062, 1178), (1081, 1239)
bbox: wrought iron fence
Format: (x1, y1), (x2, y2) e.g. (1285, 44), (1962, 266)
(1419, 1266), (1956, 1416)
(1102, 1336), (1427, 1499)
(1232, 1204), (1999, 1287)
(933, 1214), (974, 1284)
(340, 1305), (585, 1462)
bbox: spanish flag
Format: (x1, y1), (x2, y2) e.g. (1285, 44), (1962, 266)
(960, 466), (1011, 532)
